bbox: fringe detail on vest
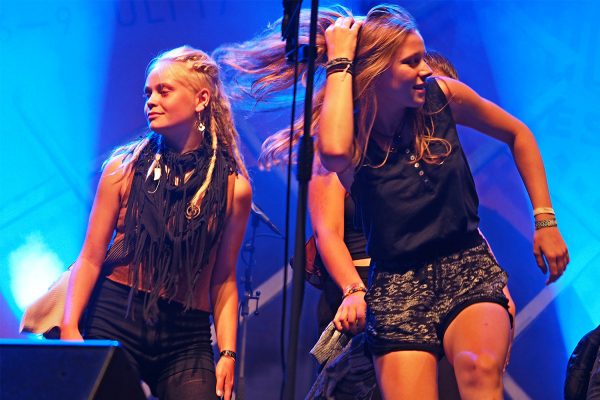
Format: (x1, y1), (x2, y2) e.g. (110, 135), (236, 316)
(121, 133), (233, 323)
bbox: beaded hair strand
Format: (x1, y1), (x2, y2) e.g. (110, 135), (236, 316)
(104, 46), (248, 218)
(185, 129), (218, 219)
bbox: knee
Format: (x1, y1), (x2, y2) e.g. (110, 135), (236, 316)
(453, 351), (503, 388)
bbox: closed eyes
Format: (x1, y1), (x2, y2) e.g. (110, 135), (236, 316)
(143, 85), (172, 99)
(403, 55), (423, 68)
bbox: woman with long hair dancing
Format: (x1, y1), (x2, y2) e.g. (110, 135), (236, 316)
(216, 5), (567, 398)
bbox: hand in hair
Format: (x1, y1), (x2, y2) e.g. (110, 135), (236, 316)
(325, 16), (363, 60)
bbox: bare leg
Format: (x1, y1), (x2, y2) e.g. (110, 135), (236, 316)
(373, 350), (438, 400)
(503, 286), (516, 323)
(443, 303), (511, 400)
(502, 286), (516, 370)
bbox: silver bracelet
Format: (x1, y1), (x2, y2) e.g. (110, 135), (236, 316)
(535, 218), (557, 230)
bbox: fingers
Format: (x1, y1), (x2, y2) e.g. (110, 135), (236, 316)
(542, 243), (568, 285)
(333, 294), (367, 333)
(332, 16), (362, 35)
(534, 227), (569, 285)
(533, 246), (547, 275)
(334, 16), (355, 28)
(356, 305), (366, 332)
(215, 359), (235, 400)
(215, 372), (224, 399)
(334, 311), (353, 332)
(547, 246), (569, 285)
(350, 19), (363, 34)
(333, 17), (350, 27)
(542, 249), (568, 285)
(349, 312), (366, 335)
(60, 328), (84, 341)
(336, 305), (352, 331)
(326, 16), (362, 60)
(351, 298), (366, 333)
(333, 306), (345, 331)
(224, 373), (233, 400)
(545, 253), (560, 285)
(345, 306), (357, 332)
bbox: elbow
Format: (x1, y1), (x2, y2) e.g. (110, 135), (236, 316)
(318, 147), (353, 173)
(510, 125), (537, 153)
(74, 254), (104, 273)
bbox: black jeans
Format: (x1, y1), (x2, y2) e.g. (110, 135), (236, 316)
(84, 278), (217, 400)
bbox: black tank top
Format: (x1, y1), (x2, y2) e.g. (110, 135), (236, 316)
(351, 78), (481, 266)
(343, 194), (369, 260)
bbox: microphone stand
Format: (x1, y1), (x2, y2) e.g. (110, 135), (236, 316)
(283, 0), (318, 398)
(236, 213), (262, 400)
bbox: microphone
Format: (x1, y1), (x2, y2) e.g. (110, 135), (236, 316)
(251, 202), (282, 237)
(282, 0), (301, 62)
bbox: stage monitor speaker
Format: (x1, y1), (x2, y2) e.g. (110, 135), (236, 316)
(0, 339), (146, 400)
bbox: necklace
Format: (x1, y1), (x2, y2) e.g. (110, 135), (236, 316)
(368, 118), (408, 169)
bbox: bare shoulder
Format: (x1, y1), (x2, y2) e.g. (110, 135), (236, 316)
(98, 154), (135, 199)
(232, 174), (252, 209)
(101, 154), (130, 181)
(431, 76), (474, 102)
(431, 76), (495, 126)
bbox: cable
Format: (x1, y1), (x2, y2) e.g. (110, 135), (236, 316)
(280, 3), (302, 399)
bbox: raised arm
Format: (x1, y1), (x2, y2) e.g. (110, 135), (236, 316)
(309, 169), (366, 332)
(439, 76), (569, 284)
(60, 156), (127, 340)
(210, 174), (252, 400)
(318, 17), (362, 173)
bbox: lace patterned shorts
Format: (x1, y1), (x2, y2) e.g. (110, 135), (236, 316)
(365, 241), (509, 357)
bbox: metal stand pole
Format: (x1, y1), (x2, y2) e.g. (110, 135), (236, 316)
(236, 214), (261, 400)
(284, 0), (318, 397)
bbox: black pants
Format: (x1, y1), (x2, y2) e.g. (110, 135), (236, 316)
(84, 278), (217, 400)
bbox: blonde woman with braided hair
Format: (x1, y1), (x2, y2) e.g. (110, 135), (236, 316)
(60, 46), (251, 400)
(218, 4), (568, 399)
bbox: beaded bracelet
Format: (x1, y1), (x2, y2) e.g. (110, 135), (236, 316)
(326, 63), (353, 78)
(342, 282), (367, 299)
(220, 350), (237, 362)
(533, 207), (555, 217)
(535, 218), (558, 230)
(325, 57), (354, 79)
(324, 57), (353, 68)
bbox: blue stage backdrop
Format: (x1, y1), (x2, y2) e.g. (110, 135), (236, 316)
(1, 1), (598, 399)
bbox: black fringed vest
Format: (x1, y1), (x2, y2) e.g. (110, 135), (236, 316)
(105, 133), (235, 323)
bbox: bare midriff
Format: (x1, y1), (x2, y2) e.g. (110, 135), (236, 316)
(103, 170), (234, 313)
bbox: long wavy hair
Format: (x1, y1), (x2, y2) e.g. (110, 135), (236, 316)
(104, 46), (248, 209)
(215, 4), (450, 170)
(424, 49), (458, 80)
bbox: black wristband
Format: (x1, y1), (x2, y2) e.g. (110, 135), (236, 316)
(324, 57), (353, 68)
(220, 349), (237, 361)
(325, 62), (353, 78)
